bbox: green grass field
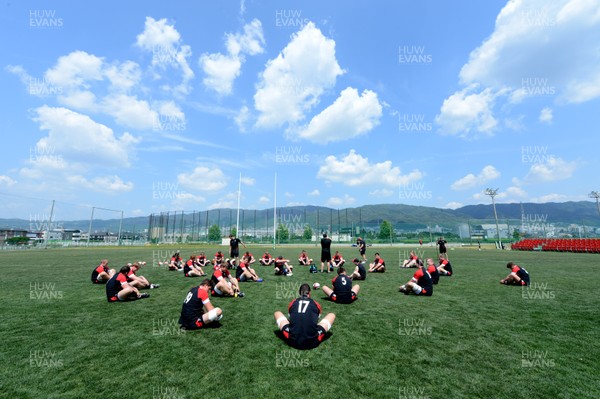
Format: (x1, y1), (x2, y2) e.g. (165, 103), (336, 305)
(0, 244), (598, 399)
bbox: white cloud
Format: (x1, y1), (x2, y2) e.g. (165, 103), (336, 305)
(284, 192), (294, 198)
(539, 107), (553, 123)
(451, 165), (501, 190)
(135, 17), (194, 95)
(286, 201), (305, 207)
(171, 192), (206, 208)
(318, 150), (422, 188)
(241, 177), (255, 186)
(308, 189), (320, 196)
(33, 105), (138, 168)
(439, 0), (600, 137)
(254, 22), (344, 128)
(199, 53), (242, 96)
(177, 166), (228, 192)
(435, 85), (500, 138)
(497, 186), (528, 200)
(200, 19), (265, 95)
(522, 157), (578, 183)
(45, 50), (104, 89)
(0, 175), (16, 186)
(531, 193), (568, 203)
(444, 202), (463, 209)
(136, 17), (181, 50)
(258, 196), (270, 204)
(295, 87), (382, 143)
(326, 194), (356, 207)
(67, 175), (134, 193)
(105, 61), (141, 92)
(101, 94), (158, 130)
(234, 106), (250, 132)
(207, 200), (235, 210)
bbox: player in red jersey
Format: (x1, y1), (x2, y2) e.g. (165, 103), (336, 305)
(127, 263), (160, 289)
(274, 256), (293, 276)
(425, 258), (439, 285)
(195, 252), (210, 268)
(368, 253), (386, 273)
(274, 283), (335, 350)
(183, 255), (207, 277)
(298, 250), (313, 266)
(166, 251), (182, 271)
(437, 255), (453, 276)
(322, 267), (360, 304)
(399, 264), (434, 296)
(236, 261), (263, 282)
(106, 266), (150, 302)
(91, 259), (114, 284)
(212, 251), (225, 267)
(179, 279), (223, 330)
(259, 252), (274, 266)
(500, 262), (530, 286)
(330, 251), (345, 269)
(210, 263), (243, 297)
(401, 251), (421, 268)
(242, 251), (256, 265)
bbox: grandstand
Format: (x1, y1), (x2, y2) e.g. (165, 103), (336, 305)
(511, 238), (600, 253)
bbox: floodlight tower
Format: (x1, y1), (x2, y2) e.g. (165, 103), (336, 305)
(589, 191), (600, 217)
(485, 188), (502, 249)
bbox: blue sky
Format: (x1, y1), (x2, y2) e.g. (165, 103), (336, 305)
(0, 0), (599, 219)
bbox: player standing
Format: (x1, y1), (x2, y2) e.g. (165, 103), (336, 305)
(320, 233), (332, 273)
(356, 237), (367, 261)
(437, 236), (448, 260)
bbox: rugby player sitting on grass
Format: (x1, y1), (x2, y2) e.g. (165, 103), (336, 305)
(274, 283), (335, 350)
(399, 264), (434, 297)
(179, 279), (223, 330)
(368, 253), (386, 273)
(211, 263), (244, 297)
(437, 255), (453, 276)
(127, 262), (160, 289)
(274, 256), (293, 276)
(322, 267), (360, 304)
(401, 251), (421, 268)
(330, 251), (345, 269)
(500, 262), (530, 286)
(298, 250), (313, 266)
(91, 259), (114, 284)
(184, 255), (206, 278)
(106, 266), (149, 302)
(260, 252), (275, 266)
(348, 258), (367, 281)
(236, 260), (263, 282)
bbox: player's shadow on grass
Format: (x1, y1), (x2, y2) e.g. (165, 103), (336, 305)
(181, 321), (223, 331)
(273, 329), (333, 350)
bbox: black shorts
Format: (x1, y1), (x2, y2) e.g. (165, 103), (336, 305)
(359, 249), (366, 255)
(230, 249), (239, 258)
(506, 280), (528, 286)
(356, 273), (366, 280)
(331, 291), (357, 304)
(92, 279), (107, 285)
(281, 324), (326, 350)
(181, 317), (205, 330)
(321, 252), (331, 262)
(439, 248), (447, 254)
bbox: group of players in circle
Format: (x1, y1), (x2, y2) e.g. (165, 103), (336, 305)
(90, 233), (531, 350)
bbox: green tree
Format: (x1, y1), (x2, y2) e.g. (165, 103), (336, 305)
(379, 220), (393, 240)
(302, 225), (313, 241)
(7, 236), (29, 245)
(276, 223), (289, 242)
(208, 224), (221, 242)
(230, 226), (237, 237)
(512, 228), (520, 240)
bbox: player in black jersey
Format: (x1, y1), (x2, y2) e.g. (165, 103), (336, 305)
(500, 262), (530, 286)
(322, 267), (360, 304)
(179, 279), (223, 330)
(274, 283), (335, 350)
(348, 258), (367, 280)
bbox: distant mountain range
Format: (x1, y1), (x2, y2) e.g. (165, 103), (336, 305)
(1, 201), (598, 233)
